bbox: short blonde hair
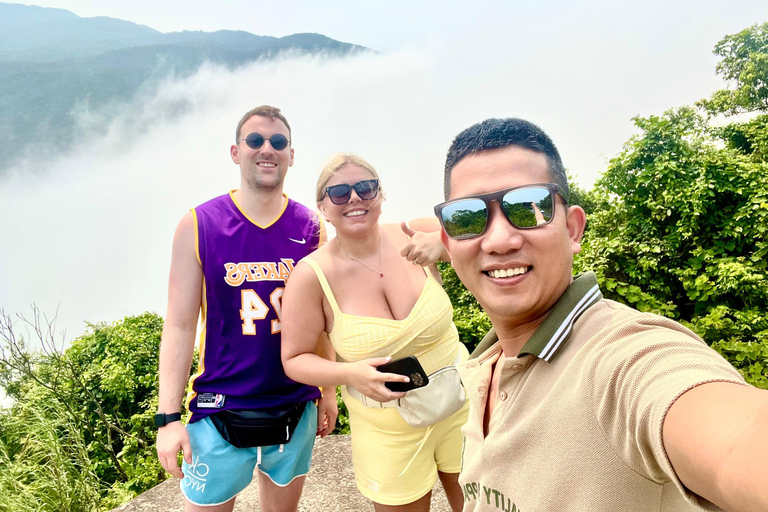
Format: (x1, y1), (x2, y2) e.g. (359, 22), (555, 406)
(315, 153), (385, 203)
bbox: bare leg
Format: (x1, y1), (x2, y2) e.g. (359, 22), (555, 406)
(438, 471), (463, 512)
(373, 490), (432, 512)
(185, 497), (235, 512)
(257, 472), (307, 512)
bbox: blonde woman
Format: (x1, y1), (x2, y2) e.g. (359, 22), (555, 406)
(281, 153), (468, 512)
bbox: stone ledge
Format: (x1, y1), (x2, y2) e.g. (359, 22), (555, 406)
(113, 435), (451, 511)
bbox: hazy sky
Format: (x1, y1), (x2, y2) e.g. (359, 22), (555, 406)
(2, 0), (768, 343)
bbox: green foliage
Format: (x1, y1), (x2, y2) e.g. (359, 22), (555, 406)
(575, 12), (768, 391)
(66, 314), (164, 495)
(0, 402), (102, 512)
(332, 387), (350, 435)
(719, 113), (768, 162)
(698, 22), (768, 115)
(567, 173), (601, 216)
(0, 310), (167, 510)
(711, 337), (768, 389)
(574, 106), (768, 389)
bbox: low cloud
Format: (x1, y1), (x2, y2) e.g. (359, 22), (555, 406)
(0, 34), (727, 341)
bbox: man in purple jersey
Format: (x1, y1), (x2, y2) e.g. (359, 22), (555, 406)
(156, 105), (337, 512)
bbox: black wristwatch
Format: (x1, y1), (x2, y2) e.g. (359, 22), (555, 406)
(154, 412), (182, 428)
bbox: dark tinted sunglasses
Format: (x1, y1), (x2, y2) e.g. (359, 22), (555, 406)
(434, 183), (567, 240)
(324, 179), (380, 205)
(241, 132), (291, 151)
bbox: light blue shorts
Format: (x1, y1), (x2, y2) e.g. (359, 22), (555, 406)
(180, 401), (317, 506)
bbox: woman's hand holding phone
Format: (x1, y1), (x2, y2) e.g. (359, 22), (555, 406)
(345, 357), (409, 403)
(376, 356), (429, 392)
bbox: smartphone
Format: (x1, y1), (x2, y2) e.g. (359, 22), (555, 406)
(377, 355), (429, 392)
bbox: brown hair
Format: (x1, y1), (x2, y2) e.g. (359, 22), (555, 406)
(235, 105), (292, 143)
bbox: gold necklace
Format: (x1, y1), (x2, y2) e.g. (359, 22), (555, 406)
(337, 239), (383, 278)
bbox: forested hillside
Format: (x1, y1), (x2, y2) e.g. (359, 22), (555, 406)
(573, 22), (768, 389)
(0, 2), (369, 174)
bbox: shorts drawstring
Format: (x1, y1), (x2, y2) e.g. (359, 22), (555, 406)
(399, 424), (435, 477)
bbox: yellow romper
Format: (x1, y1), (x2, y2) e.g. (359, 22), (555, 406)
(304, 258), (469, 505)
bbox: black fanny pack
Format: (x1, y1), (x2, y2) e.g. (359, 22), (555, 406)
(209, 402), (306, 448)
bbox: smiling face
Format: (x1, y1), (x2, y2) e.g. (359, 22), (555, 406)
(442, 145), (586, 336)
(318, 164), (382, 234)
(230, 115), (294, 193)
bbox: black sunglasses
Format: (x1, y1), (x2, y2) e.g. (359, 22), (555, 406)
(241, 132), (291, 151)
(324, 179), (380, 205)
(434, 183), (567, 240)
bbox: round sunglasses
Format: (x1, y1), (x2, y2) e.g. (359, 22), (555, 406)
(324, 179), (380, 205)
(434, 183), (567, 239)
(240, 132), (291, 151)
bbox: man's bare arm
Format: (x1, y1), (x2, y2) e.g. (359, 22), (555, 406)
(663, 381), (768, 511)
(156, 212), (202, 479)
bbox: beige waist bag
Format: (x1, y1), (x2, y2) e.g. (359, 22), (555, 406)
(348, 364), (466, 428)
(396, 365), (466, 428)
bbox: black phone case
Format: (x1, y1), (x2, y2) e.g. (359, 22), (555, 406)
(377, 355), (429, 392)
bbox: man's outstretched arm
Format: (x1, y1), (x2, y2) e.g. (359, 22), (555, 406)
(664, 381), (768, 511)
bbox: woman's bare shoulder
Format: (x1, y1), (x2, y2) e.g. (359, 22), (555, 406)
(304, 241), (335, 266)
(381, 223), (409, 243)
(294, 241), (336, 279)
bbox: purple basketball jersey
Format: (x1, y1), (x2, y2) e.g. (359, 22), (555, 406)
(186, 192), (322, 422)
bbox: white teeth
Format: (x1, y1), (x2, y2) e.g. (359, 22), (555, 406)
(344, 210), (366, 217)
(259, 162), (277, 167)
(488, 267), (529, 278)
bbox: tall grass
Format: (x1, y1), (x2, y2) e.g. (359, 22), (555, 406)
(0, 400), (102, 512)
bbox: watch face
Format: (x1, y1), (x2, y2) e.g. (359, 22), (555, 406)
(154, 413), (166, 428)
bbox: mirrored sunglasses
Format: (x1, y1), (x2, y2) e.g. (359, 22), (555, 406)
(241, 132), (290, 151)
(434, 183), (567, 240)
(324, 179), (380, 205)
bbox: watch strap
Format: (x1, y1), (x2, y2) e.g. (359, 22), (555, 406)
(154, 412), (182, 428)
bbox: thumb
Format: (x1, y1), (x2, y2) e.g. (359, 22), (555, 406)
(400, 221), (416, 238)
(181, 438), (193, 465)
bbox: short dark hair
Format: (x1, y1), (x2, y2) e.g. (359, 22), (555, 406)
(443, 118), (569, 201)
(235, 105), (292, 144)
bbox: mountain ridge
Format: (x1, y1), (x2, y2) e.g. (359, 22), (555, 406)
(0, 2), (371, 173)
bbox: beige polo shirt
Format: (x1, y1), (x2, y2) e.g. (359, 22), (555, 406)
(457, 272), (745, 512)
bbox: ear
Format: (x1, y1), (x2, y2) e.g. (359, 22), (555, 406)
(230, 144), (240, 165)
(565, 205), (587, 254)
(288, 147), (295, 167)
(317, 201), (328, 220)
